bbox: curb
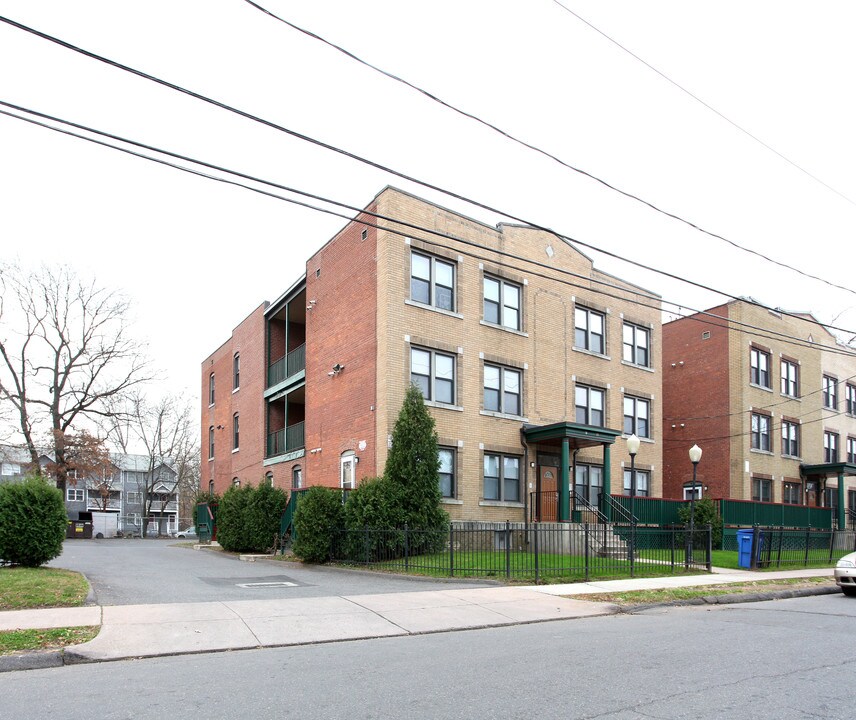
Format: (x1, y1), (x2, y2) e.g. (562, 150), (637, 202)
(0, 649), (64, 673)
(619, 584), (840, 613)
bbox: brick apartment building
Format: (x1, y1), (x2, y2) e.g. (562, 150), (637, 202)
(202, 187), (663, 523)
(662, 299), (856, 529)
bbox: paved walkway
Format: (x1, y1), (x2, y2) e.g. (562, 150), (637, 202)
(0, 566), (836, 668)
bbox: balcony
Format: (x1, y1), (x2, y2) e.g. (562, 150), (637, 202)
(268, 343), (306, 388)
(267, 421), (305, 458)
(87, 497), (121, 511)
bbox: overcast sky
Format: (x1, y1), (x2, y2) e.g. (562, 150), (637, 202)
(1, 0), (854, 411)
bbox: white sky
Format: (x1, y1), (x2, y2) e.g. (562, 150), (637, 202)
(1, 0), (855, 410)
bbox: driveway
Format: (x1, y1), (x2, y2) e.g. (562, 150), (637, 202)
(50, 539), (492, 605)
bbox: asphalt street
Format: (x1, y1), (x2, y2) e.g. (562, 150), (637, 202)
(48, 538), (492, 604)
(2, 593), (854, 719)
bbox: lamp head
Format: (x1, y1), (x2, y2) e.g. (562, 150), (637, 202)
(689, 444), (702, 464)
(626, 434), (641, 456)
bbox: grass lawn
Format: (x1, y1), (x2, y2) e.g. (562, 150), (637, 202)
(0, 566), (90, 610)
(710, 549), (839, 571)
(0, 627), (99, 656)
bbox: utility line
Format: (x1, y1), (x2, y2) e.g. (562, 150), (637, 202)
(551, 0), (856, 210)
(3, 99), (856, 362)
(3, 14), (856, 338)
(243, 0), (856, 298)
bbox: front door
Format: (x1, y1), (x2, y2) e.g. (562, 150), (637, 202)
(538, 465), (558, 521)
(805, 480), (819, 507)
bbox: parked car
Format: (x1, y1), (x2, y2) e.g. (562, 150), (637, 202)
(176, 526), (197, 539)
(835, 551), (856, 596)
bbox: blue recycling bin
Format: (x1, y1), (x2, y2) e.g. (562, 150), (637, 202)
(736, 529), (755, 568)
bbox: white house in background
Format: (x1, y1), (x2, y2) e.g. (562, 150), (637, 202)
(0, 445), (182, 536)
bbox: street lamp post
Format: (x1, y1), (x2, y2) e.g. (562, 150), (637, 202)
(627, 434), (640, 573)
(688, 444), (703, 567)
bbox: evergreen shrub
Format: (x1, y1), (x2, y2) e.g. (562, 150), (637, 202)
(0, 477), (67, 567)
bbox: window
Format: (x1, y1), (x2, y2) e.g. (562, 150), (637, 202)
(847, 384), (856, 415)
(575, 386), (605, 427)
(483, 365), (521, 416)
(783, 482), (801, 505)
(127, 492), (142, 505)
(233, 353), (240, 390)
(410, 251), (455, 311)
(574, 464), (603, 506)
(623, 396), (650, 438)
(232, 477), (240, 487)
(752, 477), (771, 502)
(823, 375), (838, 409)
(439, 448), (455, 498)
(208, 480), (214, 495)
(780, 359), (798, 397)
(623, 469), (649, 497)
(265, 472), (273, 487)
(751, 413), (771, 451)
(209, 373), (215, 405)
(340, 452), (356, 489)
(574, 307), (605, 354)
(66, 488), (84, 502)
(848, 437), (856, 464)
(781, 420), (800, 457)
(683, 484), (702, 501)
(483, 276), (521, 330)
(208, 426), (215, 460)
(232, 413), (240, 451)
(750, 348), (771, 388)
(411, 347), (455, 404)
(483, 454), (520, 502)
(292, 466), (302, 490)
(824, 431), (839, 463)
(622, 324), (650, 367)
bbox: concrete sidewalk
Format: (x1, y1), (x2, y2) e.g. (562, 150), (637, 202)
(0, 566), (837, 670)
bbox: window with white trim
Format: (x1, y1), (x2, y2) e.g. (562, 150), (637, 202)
(623, 396), (650, 438)
(781, 420), (800, 457)
(847, 384), (856, 415)
(209, 373), (215, 405)
(66, 488), (85, 502)
(483, 364), (521, 416)
(750, 348), (771, 388)
(751, 413), (771, 451)
(208, 426), (214, 459)
(622, 323), (650, 367)
(623, 469), (649, 497)
(127, 492), (142, 505)
(439, 448), (455, 498)
(574, 464), (603, 506)
(410, 251), (455, 311)
(232, 413), (239, 451)
(233, 353), (240, 390)
(483, 276), (521, 330)
(574, 307), (605, 354)
(483, 453), (520, 502)
(411, 347), (455, 405)
(575, 385), (605, 427)
(780, 359), (798, 397)
(848, 437), (856, 464)
(823, 375), (838, 410)
(824, 431), (839, 463)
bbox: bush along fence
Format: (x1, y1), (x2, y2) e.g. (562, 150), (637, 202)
(325, 521), (712, 583)
(743, 527), (856, 569)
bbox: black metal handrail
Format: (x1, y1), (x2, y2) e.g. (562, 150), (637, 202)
(601, 494), (638, 525)
(574, 491), (609, 524)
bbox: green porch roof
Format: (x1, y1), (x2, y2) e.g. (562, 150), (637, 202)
(800, 461), (856, 479)
(521, 422), (622, 449)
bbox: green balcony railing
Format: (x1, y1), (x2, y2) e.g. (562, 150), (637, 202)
(266, 421), (305, 458)
(267, 344), (306, 388)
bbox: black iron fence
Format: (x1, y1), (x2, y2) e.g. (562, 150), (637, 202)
(329, 522), (711, 583)
(746, 527), (856, 569)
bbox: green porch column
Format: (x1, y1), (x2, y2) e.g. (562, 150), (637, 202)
(839, 472), (846, 531)
(603, 443), (611, 521)
(559, 438), (570, 523)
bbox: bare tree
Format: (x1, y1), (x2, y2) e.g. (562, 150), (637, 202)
(0, 263), (150, 492)
(103, 391), (199, 537)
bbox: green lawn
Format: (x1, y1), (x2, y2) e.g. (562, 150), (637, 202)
(711, 549), (840, 571)
(0, 627), (98, 656)
(0, 566), (90, 610)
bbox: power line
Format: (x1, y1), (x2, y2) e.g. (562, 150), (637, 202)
(551, 0), (856, 210)
(4, 13), (855, 337)
(242, 0), (856, 298)
(4, 98), (856, 363)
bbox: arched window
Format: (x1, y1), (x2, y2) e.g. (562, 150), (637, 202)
(232, 477), (240, 487)
(292, 465), (302, 489)
(208, 426), (215, 459)
(233, 353), (240, 390)
(340, 452), (356, 489)
(209, 373), (215, 405)
(208, 480), (214, 495)
(265, 472), (273, 487)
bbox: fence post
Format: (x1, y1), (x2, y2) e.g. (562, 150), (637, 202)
(804, 529), (811, 566)
(706, 524), (712, 571)
(404, 523), (409, 572)
(505, 521), (511, 579)
(776, 528), (783, 568)
(534, 521), (540, 584)
(750, 525), (760, 570)
(584, 523), (590, 582)
(828, 529), (836, 564)
(630, 521), (636, 578)
(449, 523), (454, 578)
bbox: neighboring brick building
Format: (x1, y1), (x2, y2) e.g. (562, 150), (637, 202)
(202, 187), (663, 522)
(662, 299), (856, 529)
